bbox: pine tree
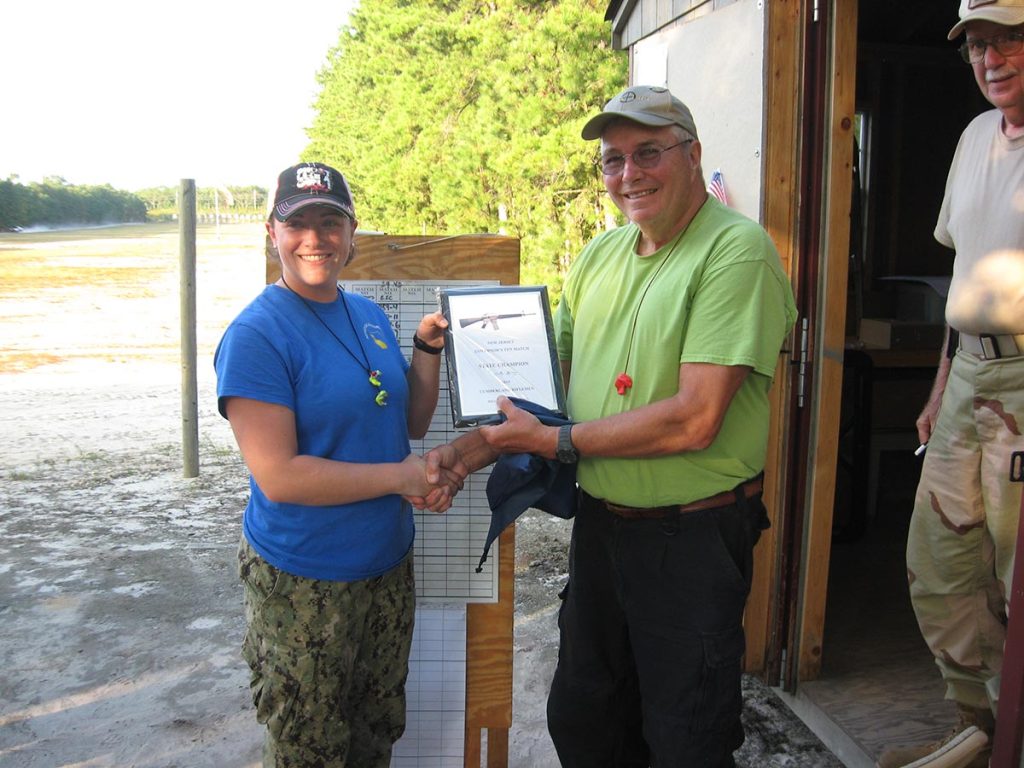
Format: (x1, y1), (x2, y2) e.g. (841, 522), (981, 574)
(306, 0), (627, 299)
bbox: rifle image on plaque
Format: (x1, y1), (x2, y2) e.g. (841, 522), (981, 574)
(459, 312), (537, 330)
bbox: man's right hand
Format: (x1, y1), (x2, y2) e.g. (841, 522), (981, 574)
(414, 430), (500, 513)
(916, 351), (952, 444)
(403, 444), (470, 513)
(916, 398), (942, 445)
(424, 444), (470, 488)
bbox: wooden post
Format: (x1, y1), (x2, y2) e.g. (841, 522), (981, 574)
(179, 179), (199, 478)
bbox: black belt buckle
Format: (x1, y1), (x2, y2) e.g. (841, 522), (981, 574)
(1011, 452), (1024, 483)
(980, 334), (1002, 360)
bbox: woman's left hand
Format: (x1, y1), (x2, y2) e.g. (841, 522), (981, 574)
(416, 311), (448, 348)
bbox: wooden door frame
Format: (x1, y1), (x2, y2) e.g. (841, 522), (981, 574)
(760, 0), (858, 684)
(745, 0), (803, 678)
(795, 0), (857, 684)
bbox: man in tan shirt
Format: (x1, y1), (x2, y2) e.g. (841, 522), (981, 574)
(877, 1), (1024, 766)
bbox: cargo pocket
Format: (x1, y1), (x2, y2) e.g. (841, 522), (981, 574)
(691, 625), (746, 735)
(237, 538), (289, 718)
(238, 539), (284, 619)
(251, 649), (318, 743)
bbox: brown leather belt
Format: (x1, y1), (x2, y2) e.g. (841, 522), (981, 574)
(600, 476), (764, 520)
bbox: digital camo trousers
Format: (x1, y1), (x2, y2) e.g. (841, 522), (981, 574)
(237, 536), (415, 768)
(907, 351), (1024, 709)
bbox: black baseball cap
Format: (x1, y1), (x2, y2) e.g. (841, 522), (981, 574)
(271, 162), (355, 221)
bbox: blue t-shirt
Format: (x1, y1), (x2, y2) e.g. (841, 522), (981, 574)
(214, 284), (414, 581)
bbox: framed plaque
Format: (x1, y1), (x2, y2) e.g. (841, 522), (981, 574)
(440, 286), (566, 427)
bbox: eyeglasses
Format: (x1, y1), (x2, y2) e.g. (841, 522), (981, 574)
(597, 140), (693, 176)
(959, 31), (1024, 63)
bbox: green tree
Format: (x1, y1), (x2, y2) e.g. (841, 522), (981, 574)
(0, 179), (31, 230)
(307, 0), (626, 299)
(0, 177), (147, 229)
(135, 186), (178, 216)
(135, 184), (269, 220)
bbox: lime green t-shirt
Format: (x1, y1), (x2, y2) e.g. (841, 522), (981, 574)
(555, 197), (797, 507)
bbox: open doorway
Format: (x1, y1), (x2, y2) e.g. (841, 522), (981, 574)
(796, 1), (991, 763)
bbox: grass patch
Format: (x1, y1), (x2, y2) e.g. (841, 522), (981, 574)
(0, 262), (160, 296)
(0, 220), (266, 373)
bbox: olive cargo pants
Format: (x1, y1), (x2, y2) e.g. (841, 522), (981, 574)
(238, 536), (415, 768)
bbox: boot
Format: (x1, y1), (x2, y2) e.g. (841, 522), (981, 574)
(874, 704), (994, 768)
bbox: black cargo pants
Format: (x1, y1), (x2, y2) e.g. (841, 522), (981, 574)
(546, 486), (768, 767)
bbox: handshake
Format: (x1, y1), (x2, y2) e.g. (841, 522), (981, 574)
(402, 443), (473, 513)
(401, 395), (549, 513)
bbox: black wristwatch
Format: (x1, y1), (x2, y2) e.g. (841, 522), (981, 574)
(556, 424), (579, 464)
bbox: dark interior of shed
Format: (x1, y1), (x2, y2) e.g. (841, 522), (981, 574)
(805, 2), (993, 762)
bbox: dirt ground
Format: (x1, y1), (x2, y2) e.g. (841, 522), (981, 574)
(0, 223), (843, 767)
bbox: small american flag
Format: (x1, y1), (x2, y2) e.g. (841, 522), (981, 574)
(707, 168), (729, 205)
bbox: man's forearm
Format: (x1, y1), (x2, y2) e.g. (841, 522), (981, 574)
(928, 325), (953, 403)
(451, 429), (502, 473)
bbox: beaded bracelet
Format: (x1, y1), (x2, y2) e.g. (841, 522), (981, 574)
(413, 334), (443, 355)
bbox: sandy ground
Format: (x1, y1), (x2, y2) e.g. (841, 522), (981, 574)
(0, 223), (843, 767)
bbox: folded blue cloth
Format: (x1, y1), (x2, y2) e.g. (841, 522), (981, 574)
(477, 398), (577, 572)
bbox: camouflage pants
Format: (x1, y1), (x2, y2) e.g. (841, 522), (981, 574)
(237, 536), (415, 768)
(907, 351), (1024, 709)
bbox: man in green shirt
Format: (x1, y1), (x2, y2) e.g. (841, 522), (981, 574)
(430, 85), (796, 767)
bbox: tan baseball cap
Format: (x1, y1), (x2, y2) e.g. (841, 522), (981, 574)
(948, 0), (1024, 40)
(581, 85), (699, 141)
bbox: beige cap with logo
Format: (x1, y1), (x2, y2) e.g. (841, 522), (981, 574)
(948, 0), (1024, 40)
(580, 85), (699, 142)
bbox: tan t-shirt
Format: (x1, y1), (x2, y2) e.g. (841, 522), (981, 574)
(936, 109), (1024, 334)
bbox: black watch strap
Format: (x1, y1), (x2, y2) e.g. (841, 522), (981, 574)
(556, 423), (579, 464)
(413, 333), (443, 355)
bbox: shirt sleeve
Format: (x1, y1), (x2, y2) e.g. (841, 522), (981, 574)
(681, 251), (794, 378)
(214, 322), (296, 418)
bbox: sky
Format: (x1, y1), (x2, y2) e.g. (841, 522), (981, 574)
(1, 0), (356, 192)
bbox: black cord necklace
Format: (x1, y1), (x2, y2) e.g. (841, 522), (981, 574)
(279, 275), (389, 406)
(615, 230), (685, 396)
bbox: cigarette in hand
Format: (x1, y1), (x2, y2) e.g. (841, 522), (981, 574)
(914, 443), (928, 456)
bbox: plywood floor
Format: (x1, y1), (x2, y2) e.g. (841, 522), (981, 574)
(801, 450), (960, 764)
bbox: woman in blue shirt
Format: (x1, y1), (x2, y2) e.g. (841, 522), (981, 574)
(215, 162), (456, 767)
